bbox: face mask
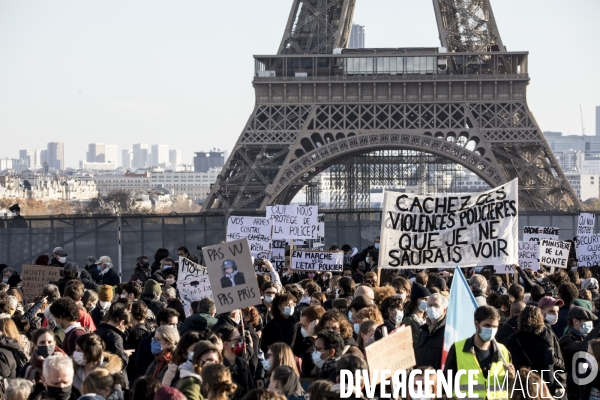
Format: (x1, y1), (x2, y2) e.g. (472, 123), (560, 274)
(264, 296), (274, 304)
(364, 336), (375, 346)
(73, 351), (86, 366)
(353, 323), (360, 334)
(261, 358), (271, 372)
(581, 321), (594, 335)
(87, 303), (97, 312)
(187, 351), (194, 362)
(312, 351), (326, 368)
(166, 278), (175, 285)
(418, 300), (428, 312)
(395, 311), (404, 326)
(99, 301), (111, 310)
(395, 293), (406, 301)
(2, 278), (7, 284)
(348, 310), (353, 323)
(37, 345), (55, 358)
(230, 339), (245, 356)
(120, 293), (127, 299)
(536, 277), (544, 283)
(374, 243), (380, 250)
(365, 257), (371, 264)
(427, 307), (443, 322)
(301, 327), (309, 338)
(151, 340), (163, 355)
(283, 306), (295, 317)
(545, 314), (558, 325)
(479, 327), (498, 342)
(58, 257), (66, 263)
(474, 267), (483, 273)
(97, 265), (102, 271)
(358, 263), (366, 270)
(143, 262), (150, 269)
(46, 386), (72, 400)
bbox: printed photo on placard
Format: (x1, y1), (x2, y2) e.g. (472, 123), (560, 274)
(203, 238), (261, 314)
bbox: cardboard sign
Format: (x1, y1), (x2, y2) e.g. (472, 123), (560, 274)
(518, 241), (539, 271)
(539, 239), (571, 269)
(203, 238), (261, 314)
(314, 214), (325, 248)
(177, 257), (212, 317)
(522, 226), (559, 242)
(577, 213), (595, 236)
(379, 180), (519, 268)
(266, 205), (318, 240)
(576, 234), (600, 267)
(495, 264), (517, 274)
(21, 265), (63, 303)
(270, 239), (287, 272)
(291, 250), (343, 272)
(179, 256), (207, 280)
(227, 216), (273, 257)
(365, 326), (416, 385)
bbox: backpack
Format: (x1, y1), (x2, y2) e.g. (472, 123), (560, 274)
(11, 348), (27, 371)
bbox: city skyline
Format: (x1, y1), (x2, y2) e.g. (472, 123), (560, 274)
(1, 0), (599, 168)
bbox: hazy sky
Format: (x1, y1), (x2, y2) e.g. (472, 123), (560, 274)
(1, 0), (599, 168)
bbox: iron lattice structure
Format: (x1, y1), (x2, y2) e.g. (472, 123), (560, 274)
(203, 0), (581, 213)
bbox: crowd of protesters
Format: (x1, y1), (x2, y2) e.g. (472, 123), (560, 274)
(0, 238), (598, 400)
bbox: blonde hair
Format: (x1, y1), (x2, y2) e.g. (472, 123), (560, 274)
(0, 318), (22, 347)
(355, 305), (384, 325)
(156, 325), (180, 347)
(268, 342), (299, 375)
(82, 368), (122, 395)
(5, 379), (34, 400)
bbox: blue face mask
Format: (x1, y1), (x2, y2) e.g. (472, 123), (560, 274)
(2, 278), (7, 284)
(283, 306), (295, 317)
(97, 265), (101, 271)
(474, 267), (483, 273)
(374, 243), (380, 250)
(151, 340), (163, 355)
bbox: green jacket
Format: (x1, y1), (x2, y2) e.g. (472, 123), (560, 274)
(179, 313), (217, 335)
(175, 370), (204, 400)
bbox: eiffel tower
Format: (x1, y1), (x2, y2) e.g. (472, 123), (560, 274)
(203, 0), (581, 213)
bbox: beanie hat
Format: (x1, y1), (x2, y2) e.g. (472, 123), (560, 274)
(193, 340), (220, 362)
(7, 275), (22, 288)
(571, 299), (594, 313)
(349, 294), (373, 312)
(144, 279), (162, 297)
(410, 283), (431, 302)
(154, 387), (186, 400)
(98, 285), (113, 302)
(432, 278), (447, 291)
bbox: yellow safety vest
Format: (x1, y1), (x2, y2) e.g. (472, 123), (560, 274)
(454, 338), (510, 400)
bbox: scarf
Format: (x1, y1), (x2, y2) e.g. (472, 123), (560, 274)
(26, 347), (67, 382)
(152, 351), (173, 379)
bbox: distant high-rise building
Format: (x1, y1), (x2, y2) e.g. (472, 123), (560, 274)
(87, 143), (106, 162)
(132, 144), (149, 168)
(40, 150), (47, 165)
(122, 149), (133, 169)
(349, 24), (365, 49)
(47, 142), (65, 170)
(151, 144), (170, 166)
(169, 149), (182, 166)
(596, 106), (599, 136)
(105, 145), (118, 166)
(19, 149), (42, 169)
(194, 150), (225, 173)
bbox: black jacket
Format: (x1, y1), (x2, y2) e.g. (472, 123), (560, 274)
(559, 326), (600, 400)
(495, 315), (519, 343)
(126, 323), (152, 383)
(224, 355), (256, 399)
(0, 335), (21, 380)
(94, 323), (128, 370)
(140, 293), (167, 316)
(502, 329), (566, 395)
(48, 258), (65, 268)
(129, 267), (148, 284)
(99, 268), (120, 286)
(261, 314), (298, 353)
(85, 264), (101, 284)
(90, 304), (109, 327)
(56, 276), (76, 296)
(552, 304), (570, 338)
(220, 272), (246, 288)
(136, 333), (155, 380)
(414, 316), (446, 370)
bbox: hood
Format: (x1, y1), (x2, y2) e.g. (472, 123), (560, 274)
(0, 334), (21, 351)
(350, 247), (359, 258)
(179, 367), (201, 381)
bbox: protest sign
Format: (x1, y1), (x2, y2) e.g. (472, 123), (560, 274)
(577, 213), (596, 236)
(226, 216), (273, 257)
(379, 180), (519, 268)
(494, 264), (517, 274)
(539, 239), (571, 269)
(266, 205), (318, 240)
(365, 326), (416, 385)
(203, 238), (261, 314)
(291, 250), (343, 272)
(21, 265), (63, 303)
(518, 241), (539, 271)
(177, 257), (212, 316)
(576, 234), (600, 267)
(270, 239), (287, 272)
(522, 226), (559, 242)
(313, 214), (325, 248)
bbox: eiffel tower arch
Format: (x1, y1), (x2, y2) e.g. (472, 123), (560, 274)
(203, 0), (581, 213)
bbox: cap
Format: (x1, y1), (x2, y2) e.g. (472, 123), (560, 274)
(53, 247), (68, 257)
(538, 296), (565, 310)
(349, 294), (373, 311)
(410, 283), (431, 302)
(8, 204), (20, 212)
(193, 340), (220, 361)
(567, 305), (598, 321)
(154, 386), (187, 400)
(98, 285), (114, 302)
(97, 256), (112, 264)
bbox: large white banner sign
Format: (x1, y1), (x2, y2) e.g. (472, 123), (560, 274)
(379, 180), (519, 268)
(266, 205), (318, 240)
(226, 216), (272, 257)
(576, 234), (600, 267)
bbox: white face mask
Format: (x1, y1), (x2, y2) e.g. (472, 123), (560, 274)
(264, 296), (274, 304)
(166, 278), (175, 285)
(545, 314), (558, 325)
(301, 327), (309, 338)
(58, 257), (66, 263)
(312, 351), (326, 368)
(396, 293), (406, 301)
(418, 300), (428, 312)
(99, 301), (111, 310)
(427, 307), (443, 322)
(73, 351), (86, 366)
